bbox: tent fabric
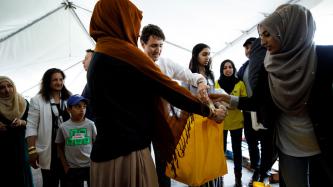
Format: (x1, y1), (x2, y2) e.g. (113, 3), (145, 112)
(0, 0), (332, 98)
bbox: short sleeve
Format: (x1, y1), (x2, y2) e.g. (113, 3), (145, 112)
(55, 126), (65, 143)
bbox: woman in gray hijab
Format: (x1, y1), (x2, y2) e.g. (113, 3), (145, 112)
(258, 4), (333, 186)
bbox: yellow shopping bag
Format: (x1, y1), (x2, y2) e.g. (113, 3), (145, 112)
(165, 114), (228, 186)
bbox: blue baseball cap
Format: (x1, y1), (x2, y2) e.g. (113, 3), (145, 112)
(67, 94), (88, 106)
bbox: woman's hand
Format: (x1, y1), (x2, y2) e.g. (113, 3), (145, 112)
(0, 122), (7, 131)
(197, 83), (210, 104)
(208, 107), (227, 123)
(63, 164), (70, 174)
(209, 93), (232, 104)
(28, 151), (39, 169)
(11, 118), (26, 127)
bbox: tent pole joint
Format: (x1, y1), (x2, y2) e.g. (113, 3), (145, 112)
(62, 1), (76, 10)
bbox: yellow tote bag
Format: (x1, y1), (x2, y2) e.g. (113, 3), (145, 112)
(165, 114), (228, 186)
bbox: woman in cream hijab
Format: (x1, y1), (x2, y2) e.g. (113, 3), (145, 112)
(0, 76), (33, 186)
(258, 4), (333, 186)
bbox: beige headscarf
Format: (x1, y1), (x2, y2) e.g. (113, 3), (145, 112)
(260, 4), (317, 115)
(0, 76), (26, 121)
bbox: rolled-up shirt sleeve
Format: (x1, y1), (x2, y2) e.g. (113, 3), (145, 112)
(158, 58), (207, 87)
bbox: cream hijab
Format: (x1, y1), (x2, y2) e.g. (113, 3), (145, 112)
(0, 76), (26, 121)
(260, 4), (317, 115)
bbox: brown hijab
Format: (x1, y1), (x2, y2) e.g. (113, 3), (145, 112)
(260, 4), (317, 116)
(90, 0), (207, 166)
(0, 76), (26, 121)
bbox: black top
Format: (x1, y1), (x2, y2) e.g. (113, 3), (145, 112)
(82, 84), (95, 122)
(87, 52), (210, 162)
(238, 45), (333, 169)
(0, 100), (34, 187)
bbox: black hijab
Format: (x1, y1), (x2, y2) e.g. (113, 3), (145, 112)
(218, 59), (240, 94)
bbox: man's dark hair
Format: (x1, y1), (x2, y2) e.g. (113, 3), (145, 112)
(86, 49), (94, 53)
(140, 24), (165, 43)
(243, 37), (257, 47)
(39, 68), (71, 101)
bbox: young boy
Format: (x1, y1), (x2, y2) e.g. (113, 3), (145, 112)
(55, 94), (97, 187)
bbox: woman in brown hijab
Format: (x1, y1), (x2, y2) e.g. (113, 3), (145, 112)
(88, 0), (226, 186)
(0, 76), (33, 187)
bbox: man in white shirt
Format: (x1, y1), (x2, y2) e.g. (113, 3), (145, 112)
(140, 24), (209, 100)
(140, 24), (209, 187)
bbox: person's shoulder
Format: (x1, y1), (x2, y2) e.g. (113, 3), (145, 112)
(316, 45), (333, 67)
(316, 45), (333, 56)
(30, 94), (46, 104)
(237, 80), (246, 87)
(239, 60), (249, 68)
(31, 94), (42, 100)
(60, 119), (72, 127)
(84, 118), (95, 125)
(93, 52), (128, 64)
(158, 57), (176, 65)
(316, 45), (333, 49)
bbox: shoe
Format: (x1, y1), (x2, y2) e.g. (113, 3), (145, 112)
(248, 170), (259, 187)
(258, 174), (269, 183)
(235, 178), (242, 187)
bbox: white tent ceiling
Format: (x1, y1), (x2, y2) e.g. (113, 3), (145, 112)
(1, 0), (332, 98)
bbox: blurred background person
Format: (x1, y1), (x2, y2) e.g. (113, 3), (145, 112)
(81, 49), (95, 122)
(0, 76), (34, 187)
(26, 68), (71, 187)
(217, 59), (247, 187)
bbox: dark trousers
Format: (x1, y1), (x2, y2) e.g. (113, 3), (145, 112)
(153, 144), (171, 187)
(65, 167), (90, 187)
(243, 112), (260, 170)
(258, 128), (276, 178)
(223, 128), (243, 173)
(279, 151), (333, 186)
(243, 112), (275, 178)
(41, 161), (66, 187)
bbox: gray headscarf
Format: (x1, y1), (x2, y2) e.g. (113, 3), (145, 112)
(260, 4), (317, 115)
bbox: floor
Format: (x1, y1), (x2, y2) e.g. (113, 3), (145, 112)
(170, 159), (279, 187)
(31, 158), (279, 187)
(32, 160), (279, 187)
(31, 135), (280, 186)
